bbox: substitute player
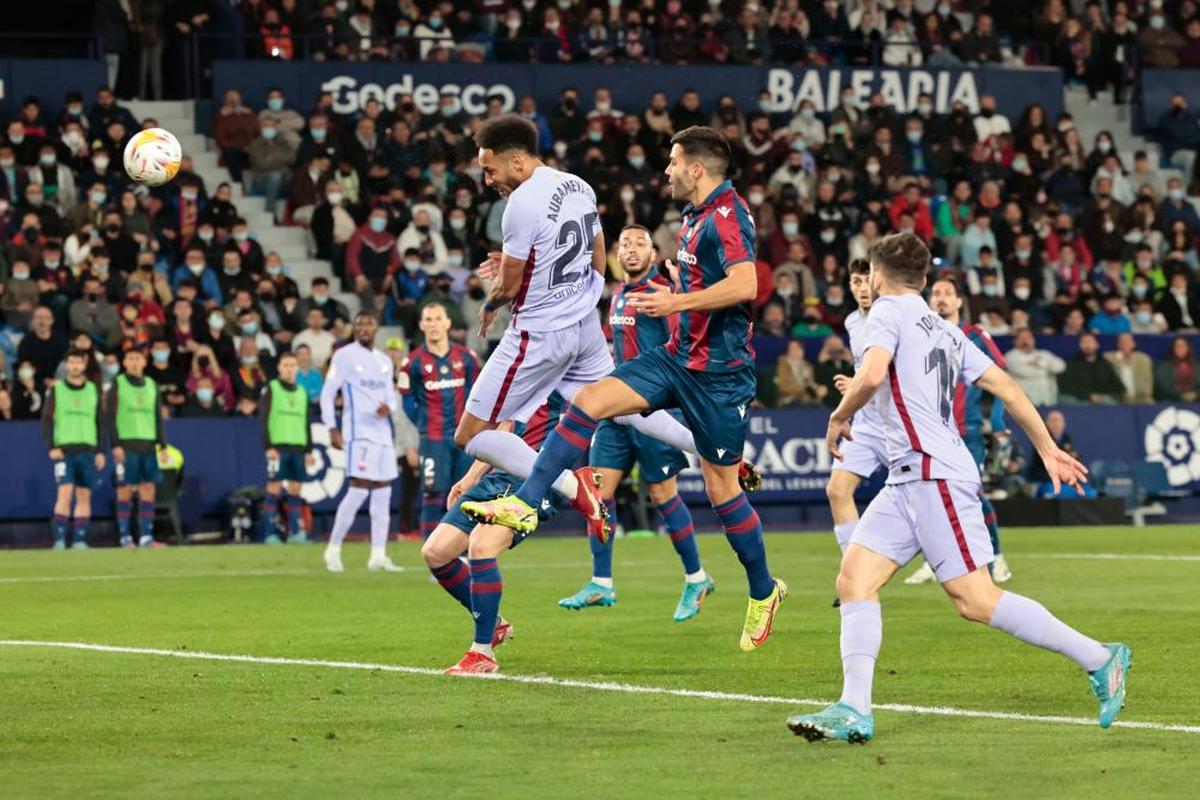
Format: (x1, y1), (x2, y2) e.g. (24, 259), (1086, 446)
(905, 278), (1012, 584)
(788, 233), (1129, 743)
(259, 351), (315, 544)
(43, 348), (105, 550)
(559, 224), (715, 622)
(399, 302), (480, 539)
(826, 259), (887, 568)
(465, 126), (786, 651)
(421, 392), (571, 675)
(454, 114), (740, 538)
(320, 312), (402, 573)
(105, 348), (165, 548)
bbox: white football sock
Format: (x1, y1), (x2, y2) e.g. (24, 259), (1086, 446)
(328, 487), (368, 550)
(369, 486), (391, 558)
(615, 410), (697, 455)
(465, 429), (579, 499)
(686, 569), (708, 584)
(592, 576), (614, 588)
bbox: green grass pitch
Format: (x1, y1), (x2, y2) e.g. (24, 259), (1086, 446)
(2, 525), (1199, 798)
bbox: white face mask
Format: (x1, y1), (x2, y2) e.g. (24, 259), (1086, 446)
(327, 193), (343, 205)
(1013, 287), (1031, 300)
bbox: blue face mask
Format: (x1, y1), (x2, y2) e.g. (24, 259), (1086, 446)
(262, 127), (278, 140)
(589, 131), (603, 142)
(369, 217), (387, 233)
(197, 388), (214, 403)
(267, 97), (284, 112)
(152, 350), (169, 363)
(311, 127), (327, 141)
(241, 322), (259, 335)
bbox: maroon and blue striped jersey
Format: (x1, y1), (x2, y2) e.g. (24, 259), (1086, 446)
(399, 343), (480, 442)
(608, 272), (680, 367)
(667, 178), (757, 373)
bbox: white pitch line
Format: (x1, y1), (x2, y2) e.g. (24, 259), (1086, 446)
(1, 639), (1195, 736)
(1037, 553), (1200, 563)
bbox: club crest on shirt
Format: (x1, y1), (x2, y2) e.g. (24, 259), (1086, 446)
(424, 363), (434, 373)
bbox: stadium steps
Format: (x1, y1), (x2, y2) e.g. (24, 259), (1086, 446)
(124, 100), (360, 316)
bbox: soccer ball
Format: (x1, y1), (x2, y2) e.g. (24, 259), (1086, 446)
(123, 127), (182, 187)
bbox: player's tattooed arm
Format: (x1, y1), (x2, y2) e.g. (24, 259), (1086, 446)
(975, 366), (1088, 493)
(826, 347), (890, 459)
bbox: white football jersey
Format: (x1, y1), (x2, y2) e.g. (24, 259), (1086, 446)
(319, 342), (397, 445)
(500, 165), (604, 332)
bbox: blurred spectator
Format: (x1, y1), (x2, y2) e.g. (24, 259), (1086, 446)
(11, 360), (43, 419)
(294, 344), (323, 405)
(1139, 9), (1184, 69)
(311, 180), (357, 268)
(147, 338), (187, 414)
(69, 278), (120, 349)
(1159, 273), (1200, 331)
(258, 87), (305, 147)
(232, 337), (271, 398)
(293, 307), (337, 370)
(186, 345), (234, 412)
(1088, 295), (1132, 335)
(1130, 299), (1169, 334)
(758, 302), (789, 337)
(775, 340), (823, 407)
(1160, 177), (1200, 235)
(397, 207), (449, 271)
(294, 277), (351, 335)
(1028, 410), (1080, 488)
(813, 335), (853, 409)
(1104, 332), (1154, 404)
(246, 116), (297, 215)
(1154, 335), (1200, 402)
(791, 300), (834, 339)
(1006, 329), (1067, 406)
(16, 307), (66, 385)
(213, 89), (259, 184)
(1, 258), (38, 329)
(347, 207), (401, 318)
(181, 375), (226, 418)
(1057, 332), (1124, 404)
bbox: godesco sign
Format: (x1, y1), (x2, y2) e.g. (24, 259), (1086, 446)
(322, 73), (516, 115)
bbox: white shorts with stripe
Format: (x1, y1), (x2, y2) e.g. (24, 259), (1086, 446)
(347, 439), (399, 482)
(465, 313), (613, 425)
(833, 427), (888, 480)
(851, 479), (994, 583)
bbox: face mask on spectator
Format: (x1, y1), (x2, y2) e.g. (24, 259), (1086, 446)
(233, 229), (249, 242)
(267, 264), (282, 276)
(866, 162), (880, 175)
(86, 291), (100, 303)
(103, 362), (120, 378)
(820, 230), (836, 243)
(28, 193), (44, 207)
(311, 126), (327, 141)
(546, 19), (560, 31)
(185, 260), (205, 275)
(152, 349), (169, 364)
(9, 133), (24, 145)
(19, 366), (35, 381)
(241, 321), (259, 335)
(981, 284), (1000, 297)
(800, 107), (815, 121)
(588, 130), (603, 142)
(1015, 248), (1032, 260)
(1150, 15), (1165, 29)
(0, 158), (13, 169)
(181, 189), (198, 202)
(1169, 188), (1185, 201)
(45, 258), (60, 269)
(553, 142), (569, 158)
(94, 156), (110, 171)
(748, 191), (765, 206)
(1135, 311), (1153, 325)
(196, 386), (217, 404)
(404, 259), (421, 271)
(448, 253), (464, 267)
(327, 192), (343, 205)
(68, 103), (83, 116)
(791, 138), (807, 152)
(906, 130), (922, 144)
(23, 225), (40, 240)
(369, 216), (387, 233)
(12, 268), (29, 280)
(209, 314), (226, 330)
(267, 97), (284, 112)
(313, 291), (329, 304)
(628, 155), (645, 169)
(782, 221), (799, 236)
(777, 284), (795, 298)
(449, 217), (466, 230)
(1097, 139), (1112, 153)
(40, 153), (56, 166)
(1013, 286), (1031, 300)
(1132, 284), (1149, 298)
(621, 189), (635, 204)
(1137, 256), (1153, 270)
(429, 15), (444, 28)
(262, 127), (278, 140)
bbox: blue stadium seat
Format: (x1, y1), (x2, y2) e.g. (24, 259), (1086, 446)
(1088, 459), (1132, 495)
(1133, 461), (1170, 500)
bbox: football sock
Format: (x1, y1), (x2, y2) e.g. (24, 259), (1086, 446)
(116, 501), (132, 539)
(368, 487), (391, 558)
(686, 569), (708, 584)
(989, 591), (1111, 672)
(590, 501), (616, 580)
(615, 410), (697, 455)
(833, 521), (857, 553)
(656, 495), (702, 575)
(72, 516), (89, 546)
(515, 406), (598, 508)
(465, 429), (579, 500)
(284, 495), (303, 537)
(430, 558), (471, 612)
(52, 514), (69, 545)
(328, 486), (368, 550)
(713, 492), (774, 600)
(261, 491), (281, 540)
(420, 493), (445, 540)
(469, 558), (502, 646)
(137, 500), (155, 540)
(839, 600), (882, 715)
(981, 495), (1001, 554)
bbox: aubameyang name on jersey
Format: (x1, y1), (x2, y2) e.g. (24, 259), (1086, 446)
(916, 313), (941, 336)
(546, 179), (588, 222)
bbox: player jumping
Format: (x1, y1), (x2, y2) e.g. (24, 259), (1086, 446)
(320, 312), (403, 573)
(259, 351), (314, 544)
(398, 302), (480, 539)
(905, 278), (1012, 584)
(451, 114), (752, 542)
(825, 259), (886, 600)
(788, 233), (1129, 743)
(105, 348), (165, 548)
(558, 224), (715, 621)
(421, 392), (571, 674)
(465, 126), (786, 651)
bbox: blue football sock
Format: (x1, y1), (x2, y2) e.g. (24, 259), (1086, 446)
(261, 492), (280, 541)
(420, 493), (446, 540)
(284, 495), (303, 537)
(431, 558), (472, 612)
(72, 517), (90, 547)
(981, 495), (1001, 555)
(137, 500), (155, 540)
(516, 406), (598, 508)
(656, 495), (701, 575)
(714, 492), (773, 600)
(52, 514), (70, 545)
(469, 558), (503, 646)
(589, 499), (617, 579)
(115, 501), (132, 539)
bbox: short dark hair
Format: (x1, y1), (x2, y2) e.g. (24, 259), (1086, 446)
(354, 310), (378, 322)
(475, 114), (539, 155)
(66, 347), (90, 361)
(621, 223), (651, 235)
(848, 258), (871, 276)
(277, 351), (298, 363)
(868, 232), (930, 289)
(669, 126), (731, 177)
(933, 275), (964, 298)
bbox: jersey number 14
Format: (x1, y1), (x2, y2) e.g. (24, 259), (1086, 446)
(925, 347), (959, 425)
(550, 212), (600, 289)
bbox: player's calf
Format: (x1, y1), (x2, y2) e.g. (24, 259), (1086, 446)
(942, 568), (1003, 624)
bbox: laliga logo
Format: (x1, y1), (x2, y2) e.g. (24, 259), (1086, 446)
(300, 424), (347, 504)
(322, 74), (516, 116)
(1143, 406), (1200, 486)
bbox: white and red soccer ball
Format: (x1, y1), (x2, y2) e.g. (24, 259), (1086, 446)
(123, 127), (182, 187)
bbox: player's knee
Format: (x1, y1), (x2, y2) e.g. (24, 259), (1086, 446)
(646, 481), (676, 506)
(826, 476), (850, 505)
(571, 384), (603, 417)
(420, 534), (452, 567)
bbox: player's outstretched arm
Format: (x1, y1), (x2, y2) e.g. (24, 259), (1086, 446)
(975, 365), (1088, 494)
(627, 261), (756, 317)
(591, 229), (607, 277)
(826, 347), (891, 459)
